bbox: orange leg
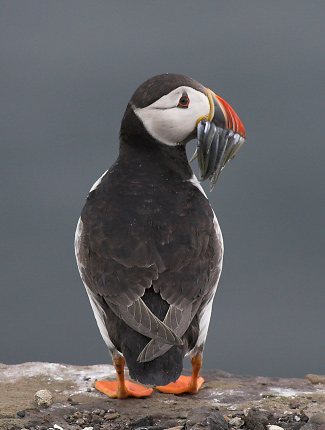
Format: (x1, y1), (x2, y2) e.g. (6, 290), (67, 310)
(94, 357), (153, 399)
(156, 355), (204, 394)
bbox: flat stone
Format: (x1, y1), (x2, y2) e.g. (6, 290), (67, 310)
(299, 425), (320, 430)
(309, 413), (325, 424)
(186, 407), (228, 430)
(291, 423), (307, 430)
(128, 415), (154, 427)
(166, 427), (184, 430)
(105, 412), (119, 420)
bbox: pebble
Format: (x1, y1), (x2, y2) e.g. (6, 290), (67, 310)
(165, 427), (183, 430)
(309, 413), (325, 424)
(17, 409), (26, 417)
(53, 425), (64, 430)
(300, 411), (310, 422)
(244, 409), (269, 430)
(227, 405), (237, 411)
(229, 416), (244, 427)
(91, 414), (101, 424)
(267, 426), (284, 430)
(34, 389), (53, 408)
(128, 415), (154, 427)
(299, 425), (321, 430)
(291, 423), (306, 430)
(290, 399), (300, 409)
(105, 412), (119, 420)
(187, 407), (228, 430)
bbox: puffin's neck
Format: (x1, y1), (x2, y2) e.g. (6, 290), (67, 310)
(118, 107), (193, 181)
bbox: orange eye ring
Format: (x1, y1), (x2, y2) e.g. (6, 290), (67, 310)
(177, 93), (190, 108)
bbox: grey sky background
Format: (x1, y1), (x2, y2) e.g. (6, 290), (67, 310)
(1, 1), (324, 378)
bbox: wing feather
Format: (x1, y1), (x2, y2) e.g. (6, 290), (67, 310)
(137, 299), (202, 362)
(106, 297), (182, 345)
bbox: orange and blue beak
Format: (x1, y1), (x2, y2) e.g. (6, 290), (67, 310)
(192, 89), (246, 190)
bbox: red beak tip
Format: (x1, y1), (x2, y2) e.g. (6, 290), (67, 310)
(213, 93), (246, 138)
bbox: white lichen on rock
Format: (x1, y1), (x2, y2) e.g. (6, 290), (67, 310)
(34, 389), (53, 408)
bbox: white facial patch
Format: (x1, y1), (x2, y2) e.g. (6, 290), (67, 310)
(133, 86), (210, 146)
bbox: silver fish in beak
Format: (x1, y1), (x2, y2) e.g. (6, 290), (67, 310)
(191, 89), (246, 190)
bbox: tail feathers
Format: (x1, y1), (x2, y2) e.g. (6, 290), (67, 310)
(107, 298), (183, 346)
(137, 338), (173, 362)
(125, 343), (185, 385)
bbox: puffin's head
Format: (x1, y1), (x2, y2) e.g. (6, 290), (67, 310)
(122, 73), (246, 189)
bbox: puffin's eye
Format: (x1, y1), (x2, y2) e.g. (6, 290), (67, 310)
(177, 93), (190, 108)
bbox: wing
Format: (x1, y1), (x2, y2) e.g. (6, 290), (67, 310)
(137, 211), (223, 362)
(77, 213), (182, 347)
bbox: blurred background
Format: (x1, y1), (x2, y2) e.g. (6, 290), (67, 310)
(1, 0), (324, 378)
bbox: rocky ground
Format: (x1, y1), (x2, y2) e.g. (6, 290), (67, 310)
(0, 362), (324, 430)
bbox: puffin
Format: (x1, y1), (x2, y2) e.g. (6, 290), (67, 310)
(75, 73), (246, 398)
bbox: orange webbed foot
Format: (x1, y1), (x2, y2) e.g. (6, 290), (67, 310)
(156, 374), (204, 395)
(94, 379), (153, 399)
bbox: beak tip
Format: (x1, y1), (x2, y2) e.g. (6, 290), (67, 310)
(213, 92), (246, 138)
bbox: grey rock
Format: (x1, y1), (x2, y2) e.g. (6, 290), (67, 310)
(291, 423), (308, 430)
(133, 427), (166, 430)
(186, 407), (228, 430)
(309, 413), (325, 425)
(229, 416), (244, 427)
(290, 399), (300, 409)
(299, 425), (321, 430)
(105, 412), (119, 420)
(34, 389), (53, 408)
(244, 408), (268, 430)
(300, 412), (310, 422)
(128, 415), (154, 427)
(165, 427), (184, 430)
(305, 374), (325, 385)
